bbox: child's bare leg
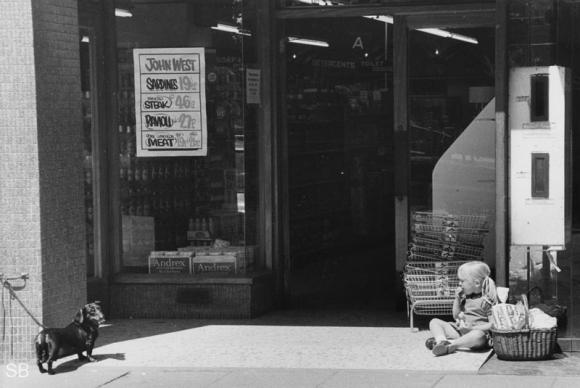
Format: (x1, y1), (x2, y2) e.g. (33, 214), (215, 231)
(429, 318), (460, 343)
(448, 330), (488, 352)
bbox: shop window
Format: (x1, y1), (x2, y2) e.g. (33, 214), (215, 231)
(115, 1), (257, 276)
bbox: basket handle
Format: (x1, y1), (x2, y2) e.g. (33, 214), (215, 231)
(520, 293), (529, 311)
(519, 293), (530, 328)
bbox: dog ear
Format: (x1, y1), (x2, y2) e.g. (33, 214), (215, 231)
(74, 308), (84, 324)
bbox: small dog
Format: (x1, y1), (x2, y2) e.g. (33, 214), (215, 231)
(35, 301), (105, 375)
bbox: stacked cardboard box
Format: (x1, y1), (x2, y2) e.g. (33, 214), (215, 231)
(148, 251), (194, 274)
(177, 245), (255, 273)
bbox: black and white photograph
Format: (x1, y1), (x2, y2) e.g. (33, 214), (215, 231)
(1, 0), (579, 387)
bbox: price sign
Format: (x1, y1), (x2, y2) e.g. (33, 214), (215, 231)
(134, 48), (207, 157)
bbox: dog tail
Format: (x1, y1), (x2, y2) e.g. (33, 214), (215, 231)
(35, 332), (49, 363)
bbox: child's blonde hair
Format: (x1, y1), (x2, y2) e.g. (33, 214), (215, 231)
(458, 261), (498, 304)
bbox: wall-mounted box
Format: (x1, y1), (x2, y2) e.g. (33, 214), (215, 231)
(509, 66), (572, 248)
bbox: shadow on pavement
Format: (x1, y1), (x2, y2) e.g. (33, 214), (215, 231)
(47, 353), (126, 375)
(95, 306), (412, 348)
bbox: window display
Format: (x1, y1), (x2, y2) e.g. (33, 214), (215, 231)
(115, 1), (256, 275)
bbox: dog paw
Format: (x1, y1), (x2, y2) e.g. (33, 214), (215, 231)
(87, 356), (97, 362)
(48, 370), (55, 375)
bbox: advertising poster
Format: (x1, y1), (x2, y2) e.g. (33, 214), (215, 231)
(245, 68), (261, 104)
(133, 47), (207, 157)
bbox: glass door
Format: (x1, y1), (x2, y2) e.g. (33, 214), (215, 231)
(408, 26), (496, 261)
(392, 13), (498, 308)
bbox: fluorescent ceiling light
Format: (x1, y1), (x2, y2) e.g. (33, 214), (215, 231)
(364, 15), (478, 44)
(211, 23), (252, 36)
(115, 8), (133, 18)
(81, 35), (90, 43)
(363, 15), (393, 24)
(295, 0), (338, 5)
(288, 36), (329, 47)
(417, 28), (479, 44)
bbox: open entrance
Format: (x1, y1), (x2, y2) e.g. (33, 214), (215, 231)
(282, 14), (497, 317)
(284, 17), (395, 309)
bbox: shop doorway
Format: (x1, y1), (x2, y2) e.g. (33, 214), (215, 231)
(283, 17), (395, 309)
(282, 12), (497, 313)
(393, 15), (497, 315)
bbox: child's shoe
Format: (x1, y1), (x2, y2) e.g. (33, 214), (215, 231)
(425, 337), (436, 350)
(432, 340), (452, 356)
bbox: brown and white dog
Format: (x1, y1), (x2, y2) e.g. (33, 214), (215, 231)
(35, 302), (105, 375)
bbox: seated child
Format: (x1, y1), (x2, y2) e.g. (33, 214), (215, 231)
(426, 261), (498, 356)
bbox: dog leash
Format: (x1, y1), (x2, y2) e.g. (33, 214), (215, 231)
(1, 284), (5, 341)
(1, 279), (46, 329)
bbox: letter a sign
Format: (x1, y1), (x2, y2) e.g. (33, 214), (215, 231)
(352, 37), (364, 49)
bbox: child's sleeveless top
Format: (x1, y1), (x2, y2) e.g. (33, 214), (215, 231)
(459, 292), (494, 328)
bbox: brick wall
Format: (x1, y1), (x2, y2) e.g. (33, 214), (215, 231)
(0, 0), (44, 364)
(0, 0), (85, 363)
(32, 0), (86, 327)
(110, 277), (274, 319)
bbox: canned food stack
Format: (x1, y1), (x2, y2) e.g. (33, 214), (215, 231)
(404, 211), (489, 330)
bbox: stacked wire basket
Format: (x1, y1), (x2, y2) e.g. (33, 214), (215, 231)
(405, 211), (489, 330)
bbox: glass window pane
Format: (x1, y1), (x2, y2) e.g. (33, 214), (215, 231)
(408, 27), (496, 264)
(115, 1), (257, 276)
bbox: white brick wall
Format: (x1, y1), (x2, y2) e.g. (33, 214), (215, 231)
(0, 0), (86, 362)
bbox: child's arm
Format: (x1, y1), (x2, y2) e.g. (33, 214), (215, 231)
(452, 287), (462, 320)
(470, 322), (492, 332)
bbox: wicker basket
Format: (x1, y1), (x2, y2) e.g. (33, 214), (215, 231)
(491, 327), (557, 361)
(491, 294), (558, 360)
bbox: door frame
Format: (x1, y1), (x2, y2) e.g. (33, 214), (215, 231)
(393, 10), (507, 308)
(272, 2), (507, 304)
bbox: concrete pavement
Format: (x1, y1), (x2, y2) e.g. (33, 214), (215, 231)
(2, 365), (580, 388)
(2, 309), (579, 387)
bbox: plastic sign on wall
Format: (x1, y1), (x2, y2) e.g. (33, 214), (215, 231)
(133, 47), (207, 157)
(509, 66), (572, 248)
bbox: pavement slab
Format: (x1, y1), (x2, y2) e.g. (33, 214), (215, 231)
(479, 352), (580, 376)
(3, 313), (579, 387)
(436, 374), (558, 388)
(63, 322), (491, 372)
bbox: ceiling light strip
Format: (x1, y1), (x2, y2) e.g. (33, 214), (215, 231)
(287, 36), (329, 47)
(211, 23), (252, 36)
(364, 15), (478, 45)
(115, 8), (133, 18)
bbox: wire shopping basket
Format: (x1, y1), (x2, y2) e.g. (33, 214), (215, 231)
(412, 211), (489, 229)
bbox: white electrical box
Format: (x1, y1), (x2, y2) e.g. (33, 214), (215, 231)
(509, 66), (572, 248)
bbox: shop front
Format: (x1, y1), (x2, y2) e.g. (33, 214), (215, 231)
(63, 0), (580, 334)
(5, 0), (580, 363)
(276, 0), (580, 350)
(78, 0), (503, 320)
(79, 0), (274, 319)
